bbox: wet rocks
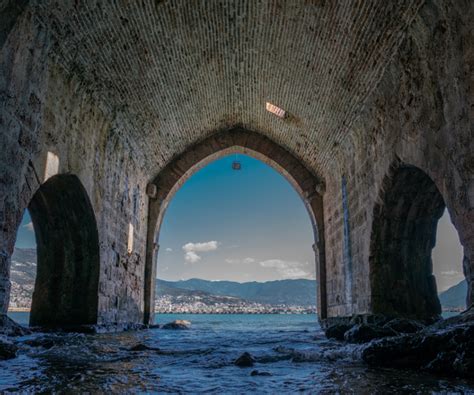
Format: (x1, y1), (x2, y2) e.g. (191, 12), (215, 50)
(161, 320), (191, 330)
(24, 337), (56, 349)
(361, 319), (474, 379)
(0, 314), (30, 336)
(344, 324), (397, 343)
(382, 318), (425, 334)
(325, 323), (352, 341)
(0, 336), (18, 360)
(234, 352), (255, 367)
(324, 315), (427, 344)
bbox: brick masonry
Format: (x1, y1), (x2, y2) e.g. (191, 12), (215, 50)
(0, 0), (472, 326)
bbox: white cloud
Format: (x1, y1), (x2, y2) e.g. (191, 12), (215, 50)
(259, 259), (312, 279)
(183, 241), (218, 253)
(23, 222), (34, 232)
(243, 257), (255, 264)
(184, 251), (201, 264)
(182, 241), (218, 264)
(165, 248), (173, 252)
(441, 270), (463, 276)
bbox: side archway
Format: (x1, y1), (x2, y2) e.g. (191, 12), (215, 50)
(144, 127), (327, 324)
(28, 174), (100, 327)
(369, 163), (447, 319)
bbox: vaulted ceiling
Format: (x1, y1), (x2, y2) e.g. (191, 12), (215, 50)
(25, 1), (423, 176)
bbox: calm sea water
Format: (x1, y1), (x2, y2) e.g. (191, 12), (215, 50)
(1, 312), (473, 393)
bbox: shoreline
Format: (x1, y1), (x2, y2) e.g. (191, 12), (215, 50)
(7, 309), (316, 315)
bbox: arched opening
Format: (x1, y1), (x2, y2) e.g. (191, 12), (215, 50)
(370, 164), (465, 320)
(154, 154), (317, 316)
(433, 210), (466, 314)
(7, 209), (36, 325)
(18, 174), (100, 327)
(144, 128), (326, 325)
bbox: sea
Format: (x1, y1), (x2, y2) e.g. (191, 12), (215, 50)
(1, 312), (473, 393)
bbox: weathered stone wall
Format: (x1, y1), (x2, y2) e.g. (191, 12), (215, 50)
(0, 0), (472, 327)
(325, 0), (473, 318)
(0, 9), (150, 324)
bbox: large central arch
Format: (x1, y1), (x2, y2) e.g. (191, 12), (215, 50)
(143, 127), (327, 324)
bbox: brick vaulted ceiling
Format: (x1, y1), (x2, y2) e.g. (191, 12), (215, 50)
(31, 0), (423, 177)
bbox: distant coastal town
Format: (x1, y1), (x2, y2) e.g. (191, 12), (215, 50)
(9, 297), (317, 315)
(154, 295), (316, 314)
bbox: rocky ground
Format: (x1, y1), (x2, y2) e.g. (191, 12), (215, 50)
(324, 309), (474, 379)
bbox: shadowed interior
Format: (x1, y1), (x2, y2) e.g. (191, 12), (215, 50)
(370, 165), (446, 319)
(28, 174), (100, 327)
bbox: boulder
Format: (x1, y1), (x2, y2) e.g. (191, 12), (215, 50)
(161, 320), (191, 330)
(344, 323), (397, 343)
(0, 337), (18, 360)
(325, 323), (352, 341)
(234, 352), (255, 367)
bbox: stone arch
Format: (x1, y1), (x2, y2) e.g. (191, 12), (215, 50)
(144, 127), (327, 324)
(28, 174), (100, 327)
(369, 163), (451, 320)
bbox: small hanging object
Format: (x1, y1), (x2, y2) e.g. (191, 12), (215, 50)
(232, 161), (241, 170)
(232, 154), (241, 170)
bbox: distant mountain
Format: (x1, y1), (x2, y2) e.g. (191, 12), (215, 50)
(156, 278), (317, 306)
(10, 247), (466, 312)
(8, 248), (317, 310)
(438, 280), (467, 310)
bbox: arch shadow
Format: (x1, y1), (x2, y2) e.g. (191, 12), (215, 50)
(28, 174), (100, 327)
(144, 127), (327, 324)
(369, 163), (449, 319)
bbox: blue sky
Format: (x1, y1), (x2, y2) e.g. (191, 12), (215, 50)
(15, 153), (464, 289)
(156, 154), (315, 282)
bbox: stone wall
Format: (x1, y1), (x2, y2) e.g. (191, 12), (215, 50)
(0, 0), (472, 327)
(0, 9), (150, 325)
(325, 0), (473, 318)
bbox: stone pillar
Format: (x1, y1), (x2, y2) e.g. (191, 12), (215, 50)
(312, 243), (323, 319)
(0, 252), (11, 315)
(464, 254), (474, 309)
(144, 196), (160, 325)
(310, 192), (327, 320)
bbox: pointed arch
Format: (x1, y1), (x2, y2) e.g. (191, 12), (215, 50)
(144, 127), (327, 324)
(28, 174), (100, 327)
(369, 163), (449, 319)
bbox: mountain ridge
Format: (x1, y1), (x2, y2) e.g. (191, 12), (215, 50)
(156, 278), (317, 306)
(8, 248), (467, 311)
(438, 279), (466, 310)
